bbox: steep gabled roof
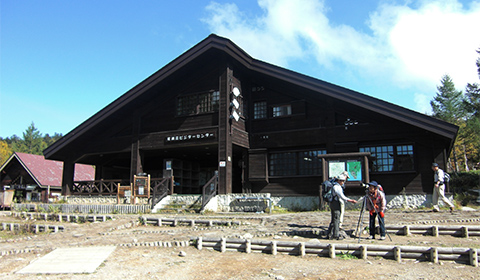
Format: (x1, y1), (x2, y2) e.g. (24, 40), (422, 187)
(44, 34), (458, 159)
(1, 152), (94, 187)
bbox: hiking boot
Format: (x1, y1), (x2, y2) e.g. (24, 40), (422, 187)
(379, 236), (386, 240)
(367, 235), (374, 240)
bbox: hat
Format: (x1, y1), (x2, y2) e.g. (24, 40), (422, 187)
(340, 171), (350, 179)
(367, 181), (379, 188)
(336, 174), (347, 181)
(432, 163), (439, 167)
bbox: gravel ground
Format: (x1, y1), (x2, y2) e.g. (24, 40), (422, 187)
(1, 208), (479, 279)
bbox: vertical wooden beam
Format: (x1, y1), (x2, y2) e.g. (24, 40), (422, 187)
(363, 155), (370, 183)
(130, 113), (143, 183)
(218, 67), (233, 194)
(61, 161), (75, 196)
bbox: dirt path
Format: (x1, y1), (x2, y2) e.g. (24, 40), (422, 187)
(1, 209), (479, 279)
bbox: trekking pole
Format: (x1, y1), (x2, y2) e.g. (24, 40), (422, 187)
(355, 194), (367, 243)
(366, 194), (392, 241)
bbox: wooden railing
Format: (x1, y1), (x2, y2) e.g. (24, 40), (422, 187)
(150, 178), (171, 209)
(72, 179), (127, 195)
(201, 171), (218, 211)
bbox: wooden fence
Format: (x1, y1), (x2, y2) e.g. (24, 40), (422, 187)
(195, 237), (479, 267)
(13, 203), (151, 214)
(13, 212), (113, 223)
(1, 222), (64, 233)
(141, 216), (241, 227)
(387, 225), (480, 238)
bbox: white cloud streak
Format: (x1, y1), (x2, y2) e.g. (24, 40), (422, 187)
(203, 0), (480, 113)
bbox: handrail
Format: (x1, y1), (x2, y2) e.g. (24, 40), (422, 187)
(150, 178), (171, 209)
(200, 171), (218, 211)
(72, 179), (127, 195)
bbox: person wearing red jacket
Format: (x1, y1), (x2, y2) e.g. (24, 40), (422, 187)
(366, 181), (386, 240)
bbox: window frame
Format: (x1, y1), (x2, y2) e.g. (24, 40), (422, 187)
(272, 104), (292, 118)
(253, 101), (267, 120)
(360, 144), (415, 173)
(176, 90), (219, 116)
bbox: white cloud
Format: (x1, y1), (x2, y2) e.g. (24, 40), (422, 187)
(414, 92), (433, 114)
(203, 0), (480, 111)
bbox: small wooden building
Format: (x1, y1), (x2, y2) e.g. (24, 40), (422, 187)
(0, 152), (94, 202)
(43, 34), (457, 197)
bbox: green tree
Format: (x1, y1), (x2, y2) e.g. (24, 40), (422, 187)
(431, 75), (466, 172)
(11, 122), (47, 155)
(463, 48), (480, 166)
(431, 75), (464, 123)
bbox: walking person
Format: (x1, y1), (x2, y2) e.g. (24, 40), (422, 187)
(327, 174), (357, 240)
(365, 181), (386, 240)
(431, 163), (454, 212)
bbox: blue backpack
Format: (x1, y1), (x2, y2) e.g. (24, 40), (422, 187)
(322, 179), (335, 202)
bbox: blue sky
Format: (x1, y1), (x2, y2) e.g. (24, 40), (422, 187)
(1, 0), (480, 138)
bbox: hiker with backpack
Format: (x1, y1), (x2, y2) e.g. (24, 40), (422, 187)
(431, 163), (454, 212)
(326, 174), (357, 240)
(365, 181), (387, 240)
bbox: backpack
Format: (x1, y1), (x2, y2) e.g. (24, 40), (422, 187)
(444, 172), (451, 183)
(322, 179), (335, 202)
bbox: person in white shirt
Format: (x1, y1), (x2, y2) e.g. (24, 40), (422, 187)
(432, 163), (454, 212)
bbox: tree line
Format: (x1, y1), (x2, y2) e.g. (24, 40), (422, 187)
(430, 48), (480, 172)
(0, 122), (62, 166)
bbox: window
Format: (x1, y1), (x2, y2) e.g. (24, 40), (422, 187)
(298, 150), (327, 175)
(272, 104), (291, 117)
(177, 91), (219, 116)
(253, 101), (267, 119)
(269, 149), (327, 176)
(360, 144), (414, 172)
(269, 152), (296, 176)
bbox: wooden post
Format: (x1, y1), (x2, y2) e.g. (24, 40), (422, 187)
(430, 247), (438, 263)
(462, 226), (469, 238)
(329, 244), (335, 259)
(394, 247), (402, 263)
(361, 245), (368, 260)
(271, 241), (277, 255)
(221, 238), (226, 252)
(246, 239), (251, 254)
(299, 242), (306, 257)
(432, 226), (439, 237)
(197, 237), (202, 250)
(404, 225), (410, 236)
(469, 249), (478, 267)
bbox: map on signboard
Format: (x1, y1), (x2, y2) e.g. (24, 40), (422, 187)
(329, 161), (345, 179)
(347, 161), (362, 181)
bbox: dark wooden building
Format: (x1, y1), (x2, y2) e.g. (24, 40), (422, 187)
(44, 34), (457, 197)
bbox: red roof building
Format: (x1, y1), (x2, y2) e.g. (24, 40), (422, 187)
(0, 152), (94, 202)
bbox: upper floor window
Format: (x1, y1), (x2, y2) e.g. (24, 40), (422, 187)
(177, 91), (219, 116)
(253, 101), (267, 119)
(360, 144), (414, 172)
(273, 104), (291, 117)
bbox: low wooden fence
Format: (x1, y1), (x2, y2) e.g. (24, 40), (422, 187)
(387, 225), (480, 238)
(195, 237), (479, 267)
(141, 216), (241, 227)
(13, 203), (151, 214)
(1, 222), (64, 233)
(13, 212), (113, 223)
